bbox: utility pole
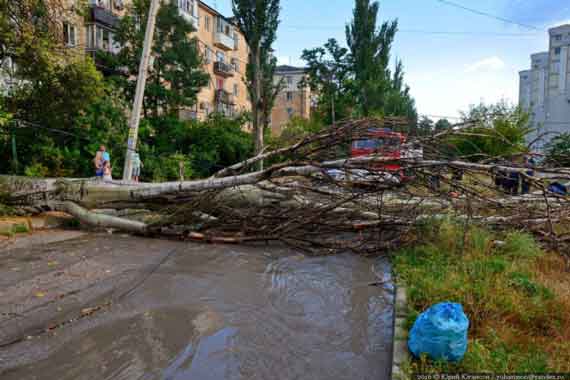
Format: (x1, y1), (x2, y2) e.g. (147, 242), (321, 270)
(122, 0), (161, 181)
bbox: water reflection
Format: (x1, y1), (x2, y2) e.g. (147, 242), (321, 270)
(2, 243), (393, 380)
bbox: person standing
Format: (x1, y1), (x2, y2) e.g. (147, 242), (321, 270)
(93, 145), (106, 180)
(132, 151), (143, 183)
(103, 160), (113, 181)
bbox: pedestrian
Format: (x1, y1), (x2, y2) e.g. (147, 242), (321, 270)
(103, 160), (113, 181)
(521, 155), (535, 195)
(132, 151), (143, 183)
(94, 145), (106, 180)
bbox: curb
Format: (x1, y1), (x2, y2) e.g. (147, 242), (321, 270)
(0, 213), (73, 238)
(391, 284), (409, 380)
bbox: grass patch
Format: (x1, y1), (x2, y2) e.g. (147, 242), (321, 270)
(0, 220), (30, 236)
(394, 219), (570, 373)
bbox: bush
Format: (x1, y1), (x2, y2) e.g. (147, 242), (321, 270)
(24, 163), (50, 178)
(544, 133), (570, 167)
(138, 114), (253, 180)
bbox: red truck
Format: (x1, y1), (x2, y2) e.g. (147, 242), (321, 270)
(351, 128), (408, 171)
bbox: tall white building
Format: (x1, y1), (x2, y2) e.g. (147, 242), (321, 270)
(519, 24), (570, 150)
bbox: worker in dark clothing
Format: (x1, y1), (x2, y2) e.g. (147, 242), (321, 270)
(521, 156), (535, 195)
(507, 171), (520, 195)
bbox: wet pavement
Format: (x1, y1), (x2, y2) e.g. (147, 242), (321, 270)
(0, 233), (394, 380)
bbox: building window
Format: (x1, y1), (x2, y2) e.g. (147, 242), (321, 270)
(87, 24), (118, 53)
(231, 58), (239, 72)
(233, 83), (239, 96)
(286, 76), (293, 85)
(217, 78), (224, 90)
(204, 46), (212, 64)
(205, 15), (210, 31)
(216, 51), (225, 63)
(217, 16), (232, 36)
(286, 92), (293, 101)
(233, 32), (239, 50)
(63, 22), (77, 47)
(287, 108), (294, 119)
(178, 0), (192, 14)
(555, 34), (562, 41)
(555, 47), (561, 55)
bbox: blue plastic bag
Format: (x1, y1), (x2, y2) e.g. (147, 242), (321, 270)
(408, 302), (469, 362)
(548, 182), (567, 195)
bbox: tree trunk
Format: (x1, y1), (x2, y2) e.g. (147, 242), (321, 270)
(254, 45), (264, 170)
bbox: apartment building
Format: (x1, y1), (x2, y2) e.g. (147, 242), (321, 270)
(519, 24), (570, 150)
(188, 1), (250, 120)
(270, 65), (312, 136)
(60, 0), (250, 120)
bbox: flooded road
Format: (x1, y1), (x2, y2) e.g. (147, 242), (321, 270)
(0, 235), (394, 380)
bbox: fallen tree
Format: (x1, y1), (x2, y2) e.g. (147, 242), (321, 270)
(1, 118), (569, 259)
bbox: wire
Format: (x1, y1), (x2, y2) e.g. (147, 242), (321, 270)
(434, 0), (543, 31)
(282, 25), (541, 37)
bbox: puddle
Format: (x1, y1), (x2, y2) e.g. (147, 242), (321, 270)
(2, 243), (394, 380)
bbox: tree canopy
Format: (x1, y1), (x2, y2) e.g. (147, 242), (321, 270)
(104, 0), (209, 117)
(232, 0), (281, 162)
(302, 0), (416, 127)
(444, 102), (531, 161)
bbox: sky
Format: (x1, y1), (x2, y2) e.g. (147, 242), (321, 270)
(211, 0), (570, 120)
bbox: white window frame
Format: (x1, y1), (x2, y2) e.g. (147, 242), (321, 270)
(216, 51), (225, 63)
(63, 22), (77, 47)
(231, 57), (239, 72)
(205, 15), (210, 31)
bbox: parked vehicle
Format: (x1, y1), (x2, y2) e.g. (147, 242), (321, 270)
(350, 128), (422, 180)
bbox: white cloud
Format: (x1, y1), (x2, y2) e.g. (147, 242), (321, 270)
(464, 56), (506, 73)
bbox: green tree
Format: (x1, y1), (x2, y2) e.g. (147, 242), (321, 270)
(545, 133), (570, 167)
(301, 38), (352, 124)
(0, 0), (73, 83)
(385, 59), (417, 125)
(445, 102), (531, 161)
(105, 0), (209, 117)
(260, 53), (283, 130)
(137, 114), (253, 180)
(232, 0), (281, 164)
(416, 116), (434, 137)
(346, 0), (397, 116)
(435, 118), (452, 133)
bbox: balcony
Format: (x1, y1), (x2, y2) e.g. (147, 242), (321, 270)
(88, 5), (119, 29)
(178, 9), (199, 28)
(213, 61), (234, 77)
(215, 102), (235, 117)
(215, 89), (235, 105)
(215, 32), (235, 51)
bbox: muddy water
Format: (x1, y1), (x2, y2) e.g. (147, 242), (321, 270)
(4, 242), (394, 380)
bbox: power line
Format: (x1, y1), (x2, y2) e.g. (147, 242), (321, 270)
(434, 0), (543, 31)
(280, 25), (540, 37)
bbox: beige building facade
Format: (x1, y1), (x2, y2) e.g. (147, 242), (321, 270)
(270, 65), (312, 136)
(60, 0), (251, 120)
